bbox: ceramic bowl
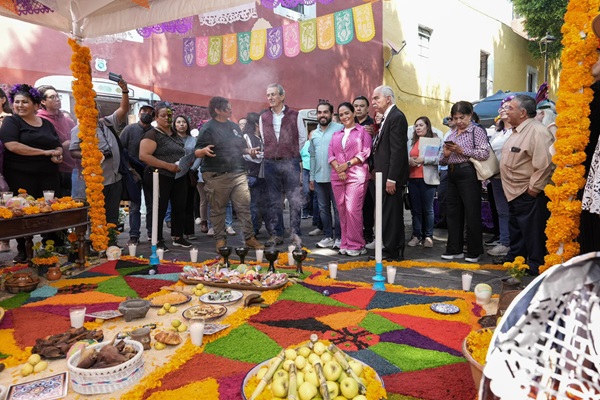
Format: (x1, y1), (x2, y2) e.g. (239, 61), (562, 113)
(118, 299), (151, 322)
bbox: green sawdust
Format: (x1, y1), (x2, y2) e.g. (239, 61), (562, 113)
(359, 312), (405, 334)
(0, 292), (30, 310)
(370, 342), (465, 372)
(96, 276), (138, 298)
(278, 284), (355, 308)
(118, 266), (151, 276)
(204, 324), (282, 364)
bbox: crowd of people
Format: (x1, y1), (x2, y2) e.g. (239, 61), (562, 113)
(1, 73), (600, 275)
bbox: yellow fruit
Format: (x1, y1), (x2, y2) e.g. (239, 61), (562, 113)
(154, 342), (166, 350)
(163, 303), (171, 310)
(171, 319), (182, 328)
(27, 354), (41, 366)
(196, 283), (204, 290)
(201, 288), (209, 294)
(157, 309), (167, 316)
(168, 306), (177, 313)
(177, 324), (188, 332)
(33, 361), (48, 373)
(21, 363), (34, 376)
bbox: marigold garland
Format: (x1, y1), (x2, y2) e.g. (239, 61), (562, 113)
(543, 0), (600, 273)
(68, 38), (108, 251)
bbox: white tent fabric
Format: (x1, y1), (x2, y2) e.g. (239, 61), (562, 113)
(0, 0), (254, 38)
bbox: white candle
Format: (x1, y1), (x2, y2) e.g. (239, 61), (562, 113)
(462, 271), (473, 291)
(375, 172), (383, 262)
(156, 248), (164, 260)
(69, 306), (86, 328)
(128, 244), (137, 257)
(288, 251), (294, 266)
(190, 248), (198, 263)
(152, 170), (159, 246)
(255, 249), (264, 263)
(43, 190), (55, 202)
(328, 262), (338, 279)
(288, 245), (295, 252)
(190, 319), (205, 346)
(386, 266), (397, 284)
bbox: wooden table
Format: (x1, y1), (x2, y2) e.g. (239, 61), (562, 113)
(0, 207), (89, 269)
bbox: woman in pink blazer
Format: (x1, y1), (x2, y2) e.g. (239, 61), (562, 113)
(328, 102), (372, 256)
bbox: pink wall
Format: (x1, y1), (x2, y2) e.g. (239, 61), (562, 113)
(0, 1), (382, 121)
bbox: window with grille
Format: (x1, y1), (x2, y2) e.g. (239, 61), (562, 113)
(418, 26), (432, 58)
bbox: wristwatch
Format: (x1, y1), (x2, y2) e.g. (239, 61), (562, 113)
(346, 161), (352, 168)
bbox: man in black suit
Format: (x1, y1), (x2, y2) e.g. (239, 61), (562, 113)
(370, 85), (409, 260)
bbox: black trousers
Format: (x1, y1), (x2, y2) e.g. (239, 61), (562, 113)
(363, 180), (375, 242)
(445, 164), (483, 257)
(506, 192), (549, 273)
(382, 183), (405, 259)
(143, 170), (188, 242)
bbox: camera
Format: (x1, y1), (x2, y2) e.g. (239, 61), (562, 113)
(102, 149), (113, 159)
(108, 72), (122, 83)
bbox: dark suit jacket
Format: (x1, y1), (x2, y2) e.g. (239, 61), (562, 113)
(372, 105), (409, 187)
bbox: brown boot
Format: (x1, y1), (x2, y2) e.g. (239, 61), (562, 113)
(245, 236), (264, 249)
(215, 239), (227, 254)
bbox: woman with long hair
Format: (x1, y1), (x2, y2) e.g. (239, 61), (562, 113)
(407, 116), (440, 248)
(173, 114), (197, 240)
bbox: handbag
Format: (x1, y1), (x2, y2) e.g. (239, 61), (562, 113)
(403, 186), (412, 210)
(469, 130), (500, 180)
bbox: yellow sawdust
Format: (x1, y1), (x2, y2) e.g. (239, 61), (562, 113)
(316, 309), (369, 330)
(21, 291), (125, 307)
(48, 276), (113, 288)
(145, 377), (219, 400)
(0, 329), (31, 367)
(371, 298), (473, 324)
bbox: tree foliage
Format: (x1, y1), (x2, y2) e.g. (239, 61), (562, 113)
(511, 0), (567, 59)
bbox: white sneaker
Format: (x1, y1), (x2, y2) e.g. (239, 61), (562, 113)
(333, 239), (341, 249)
(309, 228), (323, 236)
(316, 237), (335, 248)
(365, 241), (375, 250)
(338, 248), (347, 255)
(195, 218), (201, 225)
(226, 227), (236, 236)
(207, 228), (215, 237)
(441, 253), (464, 260)
(487, 244), (510, 256)
(465, 255), (480, 263)
(407, 236), (421, 247)
(347, 248), (367, 257)
(423, 237), (434, 248)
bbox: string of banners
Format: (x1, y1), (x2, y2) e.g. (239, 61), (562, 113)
(182, 2), (375, 67)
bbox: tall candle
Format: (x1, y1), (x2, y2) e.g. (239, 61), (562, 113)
(152, 170), (159, 246)
(190, 248), (198, 263)
(375, 172), (382, 262)
(288, 251), (294, 266)
(156, 248), (164, 260)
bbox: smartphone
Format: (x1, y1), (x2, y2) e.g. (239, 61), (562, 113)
(445, 140), (455, 145)
(108, 72), (122, 83)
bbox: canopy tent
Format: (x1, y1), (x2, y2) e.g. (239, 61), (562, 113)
(0, 0), (253, 38)
(473, 90), (537, 128)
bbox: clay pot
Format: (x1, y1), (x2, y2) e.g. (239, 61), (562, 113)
(46, 266), (62, 281)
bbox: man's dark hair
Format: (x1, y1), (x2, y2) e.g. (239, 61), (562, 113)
(208, 96), (229, 118)
(37, 85), (57, 110)
(514, 95), (537, 118)
(242, 112), (260, 136)
(317, 100), (333, 113)
(353, 95), (369, 107)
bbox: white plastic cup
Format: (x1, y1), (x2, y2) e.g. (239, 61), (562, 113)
(462, 271), (473, 291)
(156, 248), (164, 260)
(1, 192), (13, 204)
(328, 262), (338, 279)
(69, 306), (86, 328)
(43, 190), (55, 201)
(190, 248), (198, 263)
(288, 251), (294, 266)
(128, 244), (137, 257)
(288, 245), (295, 253)
(256, 249), (264, 263)
(386, 266), (397, 284)
(190, 319), (205, 346)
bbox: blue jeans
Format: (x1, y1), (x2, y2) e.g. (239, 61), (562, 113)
(248, 176), (271, 235)
(490, 178), (510, 246)
(264, 158), (302, 237)
(208, 201), (233, 228)
(302, 169), (313, 216)
(314, 182), (340, 240)
(408, 178), (437, 239)
(128, 180), (144, 238)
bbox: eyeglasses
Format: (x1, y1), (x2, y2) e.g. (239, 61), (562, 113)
(498, 105), (517, 113)
(45, 95), (60, 100)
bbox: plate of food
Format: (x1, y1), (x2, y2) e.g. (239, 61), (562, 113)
(182, 304), (227, 321)
(149, 291), (192, 308)
(430, 303), (460, 314)
(204, 323), (230, 335)
(200, 290), (243, 305)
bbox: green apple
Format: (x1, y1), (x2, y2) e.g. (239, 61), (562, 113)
(320, 352), (333, 363)
(285, 348), (298, 360)
(353, 395), (368, 400)
(298, 346), (311, 358)
(340, 377), (359, 399)
(348, 360), (364, 377)
(171, 319), (182, 328)
(163, 302), (171, 310)
(333, 397), (347, 400)
(294, 355), (307, 370)
(304, 367), (319, 387)
(338, 370), (349, 383)
(283, 359), (295, 371)
(195, 283), (204, 290)
(297, 381), (318, 400)
(273, 369), (289, 381)
(308, 353), (321, 366)
(256, 366), (268, 380)
(271, 376), (288, 398)
(326, 380), (340, 398)
(296, 371), (305, 387)
(323, 360), (342, 381)
(313, 341), (326, 355)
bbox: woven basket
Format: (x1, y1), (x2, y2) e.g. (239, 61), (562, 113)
(67, 339), (145, 395)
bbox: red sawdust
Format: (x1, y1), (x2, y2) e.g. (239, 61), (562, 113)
(87, 260), (119, 276)
(142, 352), (254, 399)
(383, 362), (476, 400)
(471, 301), (484, 317)
(249, 321), (316, 348)
(0, 309), (15, 329)
(330, 288), (375, 309)
(250, 300), (352, 323)
(123, 276), (176, 299)
(217, 371), (247, 399)
(12, 308), (70, 347)
(377, 312), (471, 352)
